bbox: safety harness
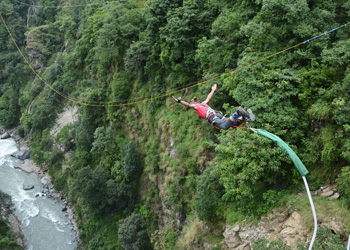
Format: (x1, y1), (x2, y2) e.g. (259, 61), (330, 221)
(194, 102), (250, 130)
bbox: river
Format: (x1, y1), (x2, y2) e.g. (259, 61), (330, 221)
(0, 138), (77, 250)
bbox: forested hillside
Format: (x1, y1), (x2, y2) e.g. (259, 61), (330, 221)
(1, 0), (350, 249)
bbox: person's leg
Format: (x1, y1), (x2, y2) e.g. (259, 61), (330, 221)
(208, 112), (244, 130)
(212, 118), (233, 130)
(234, 107), (255, 121)
(213, 115), (245, 129)
(231, 119), (244, 126)
(247, 108), (255, 121)
(232, 106), (249, 120)
(215, 112), (224, 119)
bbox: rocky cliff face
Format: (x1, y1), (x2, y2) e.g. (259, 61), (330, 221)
(26, 26), (49, 71)
(221, 185), (346, 250)
(223, 209), (307, 250)
(168, 184), (347, 250)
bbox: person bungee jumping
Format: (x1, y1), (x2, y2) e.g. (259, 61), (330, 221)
(172, 84), (255, 130)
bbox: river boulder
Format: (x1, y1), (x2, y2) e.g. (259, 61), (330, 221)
(12, 148), (31, 160)
(1, 132), (10, 139)
(23, 184), (34, 190)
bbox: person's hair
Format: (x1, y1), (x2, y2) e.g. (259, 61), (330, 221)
(190, 97), (198, 104)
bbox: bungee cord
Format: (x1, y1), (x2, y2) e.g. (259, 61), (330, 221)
(303, 176), (317, 250)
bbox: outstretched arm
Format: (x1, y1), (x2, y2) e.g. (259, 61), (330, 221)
(172, 96), (196, 109)
(202, 84), (217, 104)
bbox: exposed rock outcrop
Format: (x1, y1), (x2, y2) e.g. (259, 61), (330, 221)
(50, 106), (78, 137)
(168, 136), (178, 159)
(222, 209), (308, 250)
(221, 188), (347, 250)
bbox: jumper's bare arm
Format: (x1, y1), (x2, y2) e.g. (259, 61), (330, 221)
(172, 96), (196, 109)
(202, 84), (217, 104)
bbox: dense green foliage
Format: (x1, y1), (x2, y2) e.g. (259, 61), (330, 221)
(1, 0), (350, 248)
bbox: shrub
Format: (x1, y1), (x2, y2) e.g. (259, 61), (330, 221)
(151, 220), (178, 250)
(124, 141), (142, 180)
(195, 167), (224, 221)
(301, 227), (346, 250)
(252, 239), (291, 250)
(336, 166), (350, 200)
(72, 167), (111, 215)
(195, 196), (216, 221)
(118, 213), (151, 250)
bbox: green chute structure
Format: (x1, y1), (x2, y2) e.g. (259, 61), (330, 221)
(257, 129), (308, 176)
(251, 128), (316, 249)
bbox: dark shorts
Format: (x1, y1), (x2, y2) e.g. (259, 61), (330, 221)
(208, 112), (243, 130)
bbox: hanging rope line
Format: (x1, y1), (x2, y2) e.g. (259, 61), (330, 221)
(302, 176), (317, 250)
(1, 11), (349, 106)
(13, 0), (127, 8)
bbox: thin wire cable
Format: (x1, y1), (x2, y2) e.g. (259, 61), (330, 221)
(1, 11), (350, 106)
(302, 176), (317, 250)
(0, 13), (94, 106)
(303, 21), (350, 44)
(13, 0), (127, 8)
(27, 44), (67, 113)
(0, 11), (304, 107)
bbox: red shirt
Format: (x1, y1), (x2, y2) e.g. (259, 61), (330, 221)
(194, 103), (216, 120)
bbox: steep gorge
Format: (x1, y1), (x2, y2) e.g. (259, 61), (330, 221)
(1, 0), (350, 249)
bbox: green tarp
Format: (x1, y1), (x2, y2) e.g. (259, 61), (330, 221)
(257, 129), (309, 176)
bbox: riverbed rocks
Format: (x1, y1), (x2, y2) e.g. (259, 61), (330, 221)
(23, 184), (34, 190)
(12, 147), (31, 160)
(15, 159), (41, 174)
(1, 132), (10, 139)
(311, 184), (341, 200)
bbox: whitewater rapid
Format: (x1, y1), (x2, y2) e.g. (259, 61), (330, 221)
(0, 138), (77, 250)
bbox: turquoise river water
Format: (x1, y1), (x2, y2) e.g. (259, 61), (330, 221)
(0, 138), (77, 250)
